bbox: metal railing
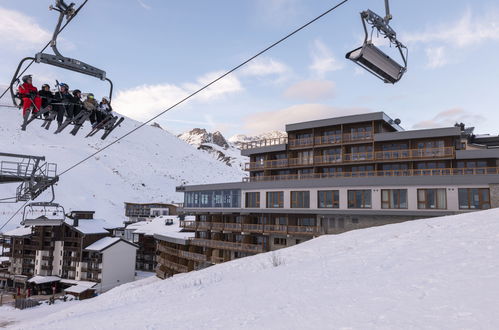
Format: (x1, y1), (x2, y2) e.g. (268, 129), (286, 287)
(190, 238), (264, 253)
(245, 147), (455, 171)
(243, 166), (499, 182)
(180, 221), (320, 236)
(241, 137), (288, 150)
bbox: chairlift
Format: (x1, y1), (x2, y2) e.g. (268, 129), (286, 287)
(9, 0), (113, 107)
(345, 0), (408, 84)
(21, 202), (66, 226)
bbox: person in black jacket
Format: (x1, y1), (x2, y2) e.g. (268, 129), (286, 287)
(70, 89), (84, 118)
(53, 83), (72, 128)
(38, 84), (53, 118)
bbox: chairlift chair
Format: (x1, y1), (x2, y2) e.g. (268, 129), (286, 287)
(345, 1), (408, 84)
(21, 202), (66, 226)
(9, 0), (113, 107)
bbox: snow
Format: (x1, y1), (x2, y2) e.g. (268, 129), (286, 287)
(84, 237), (121, 251)
(64, 218), (111, 235)
(0, 106), (244, 232)
(27, 276), (60, 285)
(59, 279), (96, 288)
(1, 226), (32, 237)
(0, 256), (9, 263)
(4, 208), (499, 329)
(64, 285), (95, 294)
(128, 216), (193, 240)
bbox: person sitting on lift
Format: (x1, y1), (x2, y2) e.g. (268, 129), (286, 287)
(18, 75), (42, 118)
(83, 93), (100, 126)
(53, 82), (72, 128)
(70, 89), (84, 119)
(38, 84), (54, 118)
(99, 97), (112, 116)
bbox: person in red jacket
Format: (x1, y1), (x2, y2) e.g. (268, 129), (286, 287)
(18, 75), (42, 117)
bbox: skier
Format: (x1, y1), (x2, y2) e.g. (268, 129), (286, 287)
(53, 82), (72, 128)
(98, 97), (112, 116)
(70, 89), (84, 118)
(18, 75), (42, 118)
(83, 93), (100, 126)
(38, 84), (54, 118)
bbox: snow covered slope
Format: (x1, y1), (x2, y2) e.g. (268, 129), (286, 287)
(0, 106), (244, 230)
(4, 208), (499, 329)
(229, 130), (287, 149)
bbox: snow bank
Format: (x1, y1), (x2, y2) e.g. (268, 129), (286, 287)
(5, 208), (499, 329)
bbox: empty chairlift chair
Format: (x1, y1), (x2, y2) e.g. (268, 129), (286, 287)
(345, 1), (408, 84)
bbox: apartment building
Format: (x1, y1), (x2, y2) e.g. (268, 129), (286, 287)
(172, 112), (499, 267)
(124, 202), (177, 223)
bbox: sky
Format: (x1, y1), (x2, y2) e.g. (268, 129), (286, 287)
(0, 0), (498, 138)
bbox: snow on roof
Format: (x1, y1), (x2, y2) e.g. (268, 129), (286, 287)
(2, 226), (32, 237)
(0, 256), (9, 263)
(64, 218), (111, 235)
(60, 279), (96, 288)
(28, 276), (60, 284)
(64, 285), (96, 294)
(127, 216), (194, 240)
(85, 237), (121, 251)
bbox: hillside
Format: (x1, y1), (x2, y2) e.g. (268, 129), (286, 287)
(0, 106), (244, 231)
(3, 208), (499, 329)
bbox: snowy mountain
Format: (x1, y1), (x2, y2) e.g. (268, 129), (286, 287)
(0, 106), (244, 231)
(3, 208), (499, 329)
(229, 130), (287, 149)
(178, 128), (247, 171)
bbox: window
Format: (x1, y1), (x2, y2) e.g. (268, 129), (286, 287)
(458, 188), (490, 209)
(291, 191), (310, 208)
(266, 192), (284, 208)
(418, 189), (447, 209)
(348, 190), (371, 208)
(381, 189), (408, 209)
(185, 190), (241, 208)
(318, 190), (339, 208)
(245, 192), (260, 208)
(274, 238), (286, 245)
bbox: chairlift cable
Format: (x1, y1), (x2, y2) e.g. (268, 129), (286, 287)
(0, 0), (351, 230)
(0, 0), (89, 101)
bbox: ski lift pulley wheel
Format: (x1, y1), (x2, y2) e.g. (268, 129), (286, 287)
(345, 3), (408, 84)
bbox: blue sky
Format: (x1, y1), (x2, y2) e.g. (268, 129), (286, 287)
(1, 0), (498, 137)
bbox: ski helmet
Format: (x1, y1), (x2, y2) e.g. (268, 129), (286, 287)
(42, 84), (50, 89)
(73, 89), (81, 96)
(87, 93), (94, 99)
(22, 75), (32, 83)
(59, 82), (69, 90)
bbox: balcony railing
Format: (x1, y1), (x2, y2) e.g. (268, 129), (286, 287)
(245, 147), (455, 171)
(157, 244), (180, 257)
(157, 256), (189, 273)
(190, 238), (264, 253)
(178, 250), (207, 262)
(180, 221), (319, 236)
(243, 166), (499, 182)
(241, 137), (288, 150)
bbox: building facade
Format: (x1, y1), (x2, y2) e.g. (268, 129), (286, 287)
(172, 112), (499, 268)
(124, 203), (177, 223)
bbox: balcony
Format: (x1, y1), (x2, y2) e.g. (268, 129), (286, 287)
(241, 137), (288, 150)
(245, 147), (455, 171)
(157, 244), (180, 257)
(243, 166), (499, 182)
(157, 256), (189, 273)
(178, 250), (207, 262)
(180, 221), (320, 236)
(190, 238), (264, 253)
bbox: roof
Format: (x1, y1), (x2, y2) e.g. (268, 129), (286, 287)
(64, 218), (112, 235)
(59, 279), (96, 287)
(127, 216), (194, 240)
(28, 275), (60, 284)
(0, 256), (9, 263)
(124, 202), (176, 207)
(2, 226), (32, 237)
(64, 284), (96, 294)
(374, 126), (461, 142)
(85, 237), (137, 252)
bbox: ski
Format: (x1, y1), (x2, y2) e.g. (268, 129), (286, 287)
(101, 117), (124, 140)
(42, 111), (57, 130)
(24, 107), (52, 128)
(85, 116), (114, 138)
(53, 116), (74, 134)
(69, 111), (92, 136)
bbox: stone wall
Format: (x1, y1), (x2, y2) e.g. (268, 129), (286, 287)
(489, 184), (499, 208)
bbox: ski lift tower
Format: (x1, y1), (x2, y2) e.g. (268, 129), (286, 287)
(0, 152), (59, 202)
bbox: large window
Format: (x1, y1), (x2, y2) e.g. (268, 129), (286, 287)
(266, 191), (284, 208)
(291, 191), (310, 208)
(458, 188), (491, 209)
(184, 190), (240, 208)
(318, 190), (339, 208)
(381, 189), (408, 209)
(245, 192), (260, 208)
(348, 190), (371, 208)
(417, 189), (447, 209)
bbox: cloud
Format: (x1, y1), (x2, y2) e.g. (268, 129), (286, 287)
(242, 104), (369, 134)
(283, 80), (335, 102)
(137, 0), (152, 10)
(425, 47), (447, 69)
(241, 57), (290, 78)
(412, 108), (485, 129)
(0, 7), (51, 51)
(309, 39), (343, 77)
(113, 71), (243, 121)
(255, 0), (303, 26)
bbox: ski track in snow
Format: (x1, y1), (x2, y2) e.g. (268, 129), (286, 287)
(2, 209), (499, 329)
(0, 106), (244, 231)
